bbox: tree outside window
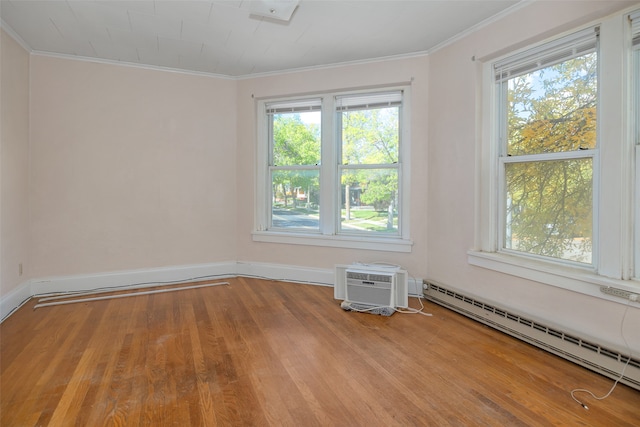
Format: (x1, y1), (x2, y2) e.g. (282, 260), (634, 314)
(499, 44), (597, 264)
(266, 92), (404, 237)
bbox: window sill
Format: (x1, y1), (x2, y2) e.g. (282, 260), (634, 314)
(252, 231), (413, 253)
(467, 250), (640, 304)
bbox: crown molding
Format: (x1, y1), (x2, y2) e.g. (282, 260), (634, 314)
(426, 0), (533, 55)
(0, 19), (32, 53)
(30, 50), (235, 80)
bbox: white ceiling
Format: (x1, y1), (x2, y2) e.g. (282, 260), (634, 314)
(0, 0), (521, 78)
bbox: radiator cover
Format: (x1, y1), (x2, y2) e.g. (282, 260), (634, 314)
(424, 282), (640, 391)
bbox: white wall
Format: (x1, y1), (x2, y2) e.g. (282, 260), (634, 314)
(427, 0), (640, 353)
(29, 56), (238, 277)
(1, 29), (30, 297)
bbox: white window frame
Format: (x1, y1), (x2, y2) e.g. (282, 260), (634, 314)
(496, 27), (599, 267)
(469, 14), (640, 301)
(253, 87), (413, 253)
(633, 9), (640, 280)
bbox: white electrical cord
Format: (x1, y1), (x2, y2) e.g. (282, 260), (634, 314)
(349, 263), (432, 316)
(570, 299), (634, 410)
(343, 296), (432, 317)
(33, 282), (230, 309)
(395, 295), (432, 316)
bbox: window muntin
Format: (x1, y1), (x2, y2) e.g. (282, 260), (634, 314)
(338, 92), (401, 236)
(267, 99), (321, 231)
(496, 29), (598, 265)
(258, 89), (407, 243)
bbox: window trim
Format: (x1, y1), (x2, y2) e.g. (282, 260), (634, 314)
(470, 17), (640, 300)
(632, 9), (640, 280)
(254, 86), (413, 252)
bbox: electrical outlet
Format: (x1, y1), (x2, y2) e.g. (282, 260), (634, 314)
(600, 286), (639, 301)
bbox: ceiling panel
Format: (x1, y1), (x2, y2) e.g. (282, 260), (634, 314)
(1, 0), (522, 77)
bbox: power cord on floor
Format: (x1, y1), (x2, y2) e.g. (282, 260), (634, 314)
(570, 298), (634, 410)
(395, 295), (432, 317)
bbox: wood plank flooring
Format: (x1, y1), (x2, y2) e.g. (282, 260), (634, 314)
(1, 277), (639, 426)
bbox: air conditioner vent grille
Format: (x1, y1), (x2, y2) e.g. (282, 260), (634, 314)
(346, 271), (393, 283)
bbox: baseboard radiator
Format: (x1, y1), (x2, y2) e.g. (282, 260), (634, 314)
(424, 282), (640, 391)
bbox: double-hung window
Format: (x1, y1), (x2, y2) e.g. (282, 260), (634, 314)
(266, 99), (322, 232)
(494, 28), (599, 265)
(472, 15), (640, 297)
(255, 89), (411, 252)
(337, 92), (402, 235)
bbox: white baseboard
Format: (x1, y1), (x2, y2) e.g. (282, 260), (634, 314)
(29, 262), (238, 296)
(236, 261), (334, 286)
(2, 261), (421, 322)
(1, 279), (32, 321)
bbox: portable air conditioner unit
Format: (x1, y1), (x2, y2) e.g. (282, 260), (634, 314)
(334, 264), (409, 316)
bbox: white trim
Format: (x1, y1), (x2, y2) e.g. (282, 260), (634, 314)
(468, 250), (640, 306)
(33, 282), (230, 309)
(30, 51), (235, 80)
(29, 262), (238, 296)
(474, 9), (640, 300)
(236, 261), (334, 286)
(0, 19), (32, 53)
(252, 231), (413, 253)
(426, 0), (534, 56)
(255, 86), (411, 245)
(0, 279), (31, 321)
(238, 52), (429, 80)
(636, 146), (640, 279)
(1, 261), (424, 321)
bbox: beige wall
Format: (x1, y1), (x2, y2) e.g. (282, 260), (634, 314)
(427, 0), (640, 352)
(29, 56), (238, 277)
(2, 0), (638, 352)
(1, 29), (30, 296)
(235, 56), (430, 277)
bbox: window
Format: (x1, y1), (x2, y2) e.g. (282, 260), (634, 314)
(267, 99), (322, 232)
(470, 15), (640, 297)
(495, 28), (598, 265)
(255, 89), (411, 252)
(337, 92), (402, 235)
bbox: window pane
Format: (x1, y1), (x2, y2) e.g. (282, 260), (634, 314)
(504, 158), (592, 263)
(271, 169), (319, 230)
(506, 52), (597, 156)
(341, 107), (399, 165)
(272, 111), (321, 166)
(340, 168), (398, 234)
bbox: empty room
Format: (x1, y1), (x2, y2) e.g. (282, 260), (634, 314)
(1, 0), (639, 425)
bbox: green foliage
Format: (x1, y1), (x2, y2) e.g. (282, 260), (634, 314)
(273, 114), (320, 166)
(272, 114), (320, 207)
(341, 107), (399, 211)
(504, 53), (596, 263)
(358, 171), (397, 212)
(270, 106), (400, 230)
(341, 108), (398, 165)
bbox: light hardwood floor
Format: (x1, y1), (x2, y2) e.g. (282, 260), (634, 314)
(1, 277), (639, 426)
